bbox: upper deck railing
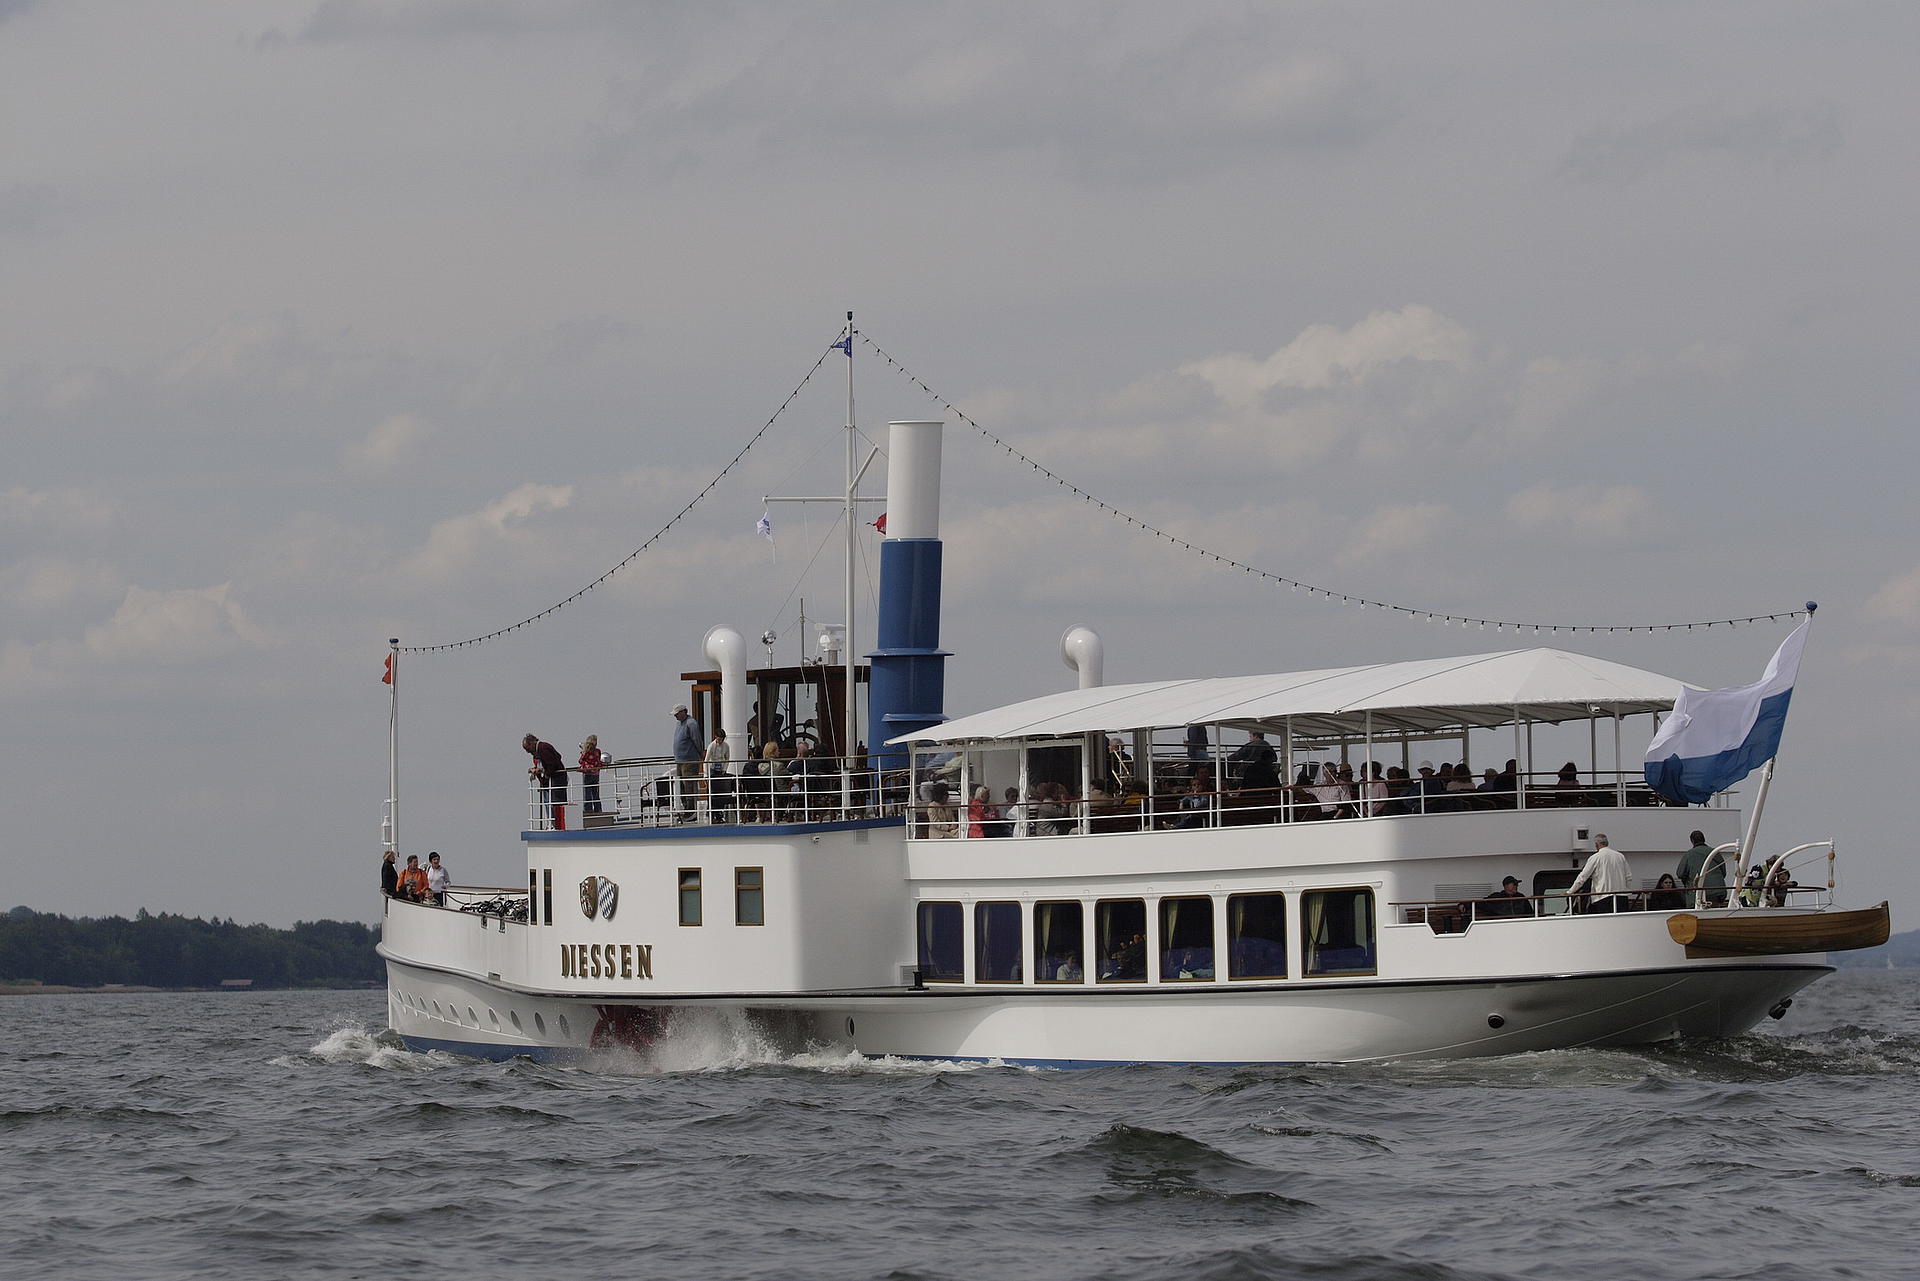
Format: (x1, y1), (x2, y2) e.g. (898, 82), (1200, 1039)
(526, 754), (910, 831)
(906, 765), (1721, 839)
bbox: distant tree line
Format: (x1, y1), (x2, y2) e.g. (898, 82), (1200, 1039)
(0, 906), (382, 988)
(1831, 927), (1920, 970)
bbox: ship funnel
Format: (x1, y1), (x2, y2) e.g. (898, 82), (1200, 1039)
(1060, 625), (1105, 690)
(868, 420), (950, 770)
(702, 625), (750, 749)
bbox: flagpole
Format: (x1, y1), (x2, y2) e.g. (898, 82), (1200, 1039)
(387, 637), (400, 855)
(1732, 602), (1814, 900)
(842, 310), (858, 814)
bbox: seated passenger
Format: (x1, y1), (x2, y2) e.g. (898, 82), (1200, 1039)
(1170, 773), (1212, 829)
(1478, 875), (1534, 919)
(1552, 762), (1584, 804)
(966, 784), (999, 838)
(1765, 864), (1799, 908)
(1647, 873), (1687, 911)
(1360, 761), (1389, 817)
(923, 782), (958, 839)
(1103, 932), (1147, 980)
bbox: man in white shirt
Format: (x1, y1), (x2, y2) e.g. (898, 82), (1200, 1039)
(1568, 833), (1632, 913)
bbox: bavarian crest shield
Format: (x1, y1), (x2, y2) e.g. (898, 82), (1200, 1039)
(579, 875), (619, 921)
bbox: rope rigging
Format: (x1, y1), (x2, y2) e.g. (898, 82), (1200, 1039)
(393, 323), (1807, 656)
(856, 333), (1807, 636)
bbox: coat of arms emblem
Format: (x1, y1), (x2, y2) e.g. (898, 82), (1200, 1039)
(579, 875), (619, 921)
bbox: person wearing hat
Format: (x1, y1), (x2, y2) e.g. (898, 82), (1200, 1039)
(1479, 875), (1535, 919)
(1414, 760), (1445, 814)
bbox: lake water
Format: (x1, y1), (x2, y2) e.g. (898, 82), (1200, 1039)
(2, 971), (1916, 1280)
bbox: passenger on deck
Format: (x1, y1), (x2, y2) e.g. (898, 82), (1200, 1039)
(1446, 764), (1477, 800)
(578, 735), (607, 816)
(1553, 762), (1583, 804)
(671, 704), (703, 818)
(1361, 761), (1389, 817)
(380, 850), (400, 898)
(752, 742), (787, 822)
(426, 852), (450, 906)
(397, 854), (430, 903)
(1568, 833), (1632, 913)
(967, 785), (999, 838)
(1414, 761), (1445, 814)
(1478, 875), (1534, 919)
(1676, 829), (1728, 907)
(705, 727), (733, 819)
(1229, 731), (1279, 789)
(1311, 763), (1348, 819)
(1185, 724), (1210, 762)
(1494, 759), (1519, 807)
(1171, 772), (1211, 829)
(1647, 873), (1687, 911)
(1003, 786), (1027, 837)
(924, 781), (958, 838)
(1765, 863), (1800, 908)
(1106, 737), (1134, 790)
(522, 733), (568, 829)
(1033, 781), (1070, 836)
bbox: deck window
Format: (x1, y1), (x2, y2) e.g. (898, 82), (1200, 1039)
(734, 867), (764, 926)
(974, 901), (1023, 982)
(678, 869), (702, 926)
(1302, 888), (1376, 976)
(1227, 893), (1288, 979)
(1035, 901), (1085, 982)
(1096, 898), (1148, 982)
(917, 901), (963, 983)
(1159, 896), (1215, 980)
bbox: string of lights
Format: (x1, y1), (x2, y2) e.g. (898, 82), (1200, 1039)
(397, 332), (844, 653)
(858, 333), (1807, 636)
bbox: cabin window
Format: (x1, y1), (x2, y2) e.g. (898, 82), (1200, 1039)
(1096, 898), (1148, 982)
(1302, 888), (1376, 976)
(678, 869), (702, 926)
(1034, 901), (1085, 982)
(542, 869), (554, 926)
(1159, 896), (1215, 981)
(974, 901), (1023, 982)
(1227, 893), (1289, 979)
(916, 901), (963, 983)
(529, 870), (539, 925)
(734, 867), (764, 926)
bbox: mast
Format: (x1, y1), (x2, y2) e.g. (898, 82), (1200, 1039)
(385, 636), (399, 854)
(843, 312), (858, 812)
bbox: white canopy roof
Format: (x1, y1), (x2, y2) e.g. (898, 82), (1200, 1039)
(890, 648), (1693, 744)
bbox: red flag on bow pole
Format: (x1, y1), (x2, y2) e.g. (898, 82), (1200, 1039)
(382, 652), (395, 684)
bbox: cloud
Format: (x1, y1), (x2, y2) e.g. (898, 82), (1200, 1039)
(1866, 566), (1920, 626)
(1180, 305), (1479, 401)
(1561, 102), (1842, 183)
(395, 482), (575, 582)
(585, 11), (1384, 183)
(1337, 503), (1452, 568)
(1505, 482), (1654, 541)
(0, 557), (124, 620)
(82, 583), (266, 663)
(0, 485), (118, 537)
(341, 413), (434, 474)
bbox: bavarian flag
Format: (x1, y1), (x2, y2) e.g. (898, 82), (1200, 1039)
(1643, 617), (1809, 804)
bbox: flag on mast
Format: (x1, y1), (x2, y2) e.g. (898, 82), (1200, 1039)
(1643, 617), (1809, 804)
(756, 510), (776, 562)
(382, 652), (394, 685)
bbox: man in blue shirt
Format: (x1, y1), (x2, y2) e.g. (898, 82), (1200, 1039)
(671, 703), (703, 819)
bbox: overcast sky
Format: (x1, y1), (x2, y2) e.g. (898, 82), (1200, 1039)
(4, 1), (1916, 929)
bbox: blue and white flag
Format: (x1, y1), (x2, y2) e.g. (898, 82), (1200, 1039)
(756, 510), (773, 541)
(1643, 619), (1809, 804)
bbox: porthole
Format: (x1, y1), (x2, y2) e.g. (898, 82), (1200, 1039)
(557, 1014), (573, 1041)
(488, 1009), (499, 1029)
(466, 1006), (478, 1027)
(431, 1000), (442, 1017)
(510, 1011), (523, 1031)
(846, 1018), (856, 1038)
(534, 1012), (547, 1036)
